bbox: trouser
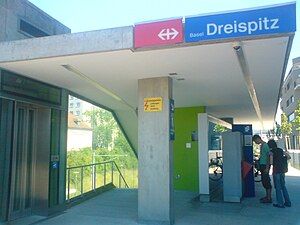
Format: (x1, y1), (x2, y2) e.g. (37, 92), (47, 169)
(273, 173), (291, 206)
(260, 165), (272, 189)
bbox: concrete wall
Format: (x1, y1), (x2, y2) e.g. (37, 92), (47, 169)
(289, 150), (300, 170)
(0, 0), (70, 42)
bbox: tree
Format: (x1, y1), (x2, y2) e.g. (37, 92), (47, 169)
(85, 108), (118, 149)
(292, 100), (300, 148)
(281, 113), (292, 149)
(213, 124), (228, 133)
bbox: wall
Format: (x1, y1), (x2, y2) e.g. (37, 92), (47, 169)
(0, 0), (70, 42)
(173, 106), (205, 192)
(67, 128), (93, 150)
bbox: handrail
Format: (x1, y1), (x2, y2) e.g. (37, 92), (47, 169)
(67, 160), (114, 170)
(113, 161), (129, 188)
(66, 160), (130, 201)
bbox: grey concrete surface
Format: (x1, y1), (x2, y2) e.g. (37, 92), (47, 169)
(0, 0), (70, 43)
(4, 166), (300, 225)
(138, 77), (174, 224)
(0, 26), (133, 63)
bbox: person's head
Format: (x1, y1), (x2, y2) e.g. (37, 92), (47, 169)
(267, 139), (277, 149)
(252, 134), (262, 144)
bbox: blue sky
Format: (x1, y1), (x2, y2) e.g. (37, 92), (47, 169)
(29, 0), (299, 64)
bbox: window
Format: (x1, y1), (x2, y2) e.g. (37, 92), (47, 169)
(287, 82), (290, 91)
(286, 99), (290, 107)
(19, 19), (49, 38)
(70, 96), (74, 100)
(76, 111), (80, 116)
(288, 113), (295, 122)
(70, 111), (73, 114)
(291, 96), (295, 103)
(294, 81), (297, 88)
(76, 102), (80, 107)
(70, 103), (73, 107)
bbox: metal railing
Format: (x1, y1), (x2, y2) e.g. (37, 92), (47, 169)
(66, 160), (129, 201)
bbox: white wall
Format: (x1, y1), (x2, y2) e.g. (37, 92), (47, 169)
(67, 129), (92, 151)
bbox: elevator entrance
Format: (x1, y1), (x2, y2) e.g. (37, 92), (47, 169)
(9, 103), (37, 220)
(6, 102), (51, 221)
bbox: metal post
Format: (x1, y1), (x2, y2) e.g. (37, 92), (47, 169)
(111, 161), (114, 184)
(81, 167), (84, 196)
(104, 163), (106, 185)
(94, 165), (97, 190)
(67, 169), (70, 201)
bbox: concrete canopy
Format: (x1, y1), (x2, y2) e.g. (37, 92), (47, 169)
(0, 24), (294, 152)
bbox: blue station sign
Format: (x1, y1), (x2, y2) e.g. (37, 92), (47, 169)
(185, 3), (296, 43)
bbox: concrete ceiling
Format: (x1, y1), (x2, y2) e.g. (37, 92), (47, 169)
(0, 31), (291, 151)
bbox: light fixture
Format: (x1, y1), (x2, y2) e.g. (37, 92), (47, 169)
(61, 64), (135, 112)
(176, 78), (185, 81)
(233, 42), (264, 128)
(169, 72), (178, 76)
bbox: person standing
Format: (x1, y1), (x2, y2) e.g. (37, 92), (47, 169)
(253, 135), (272, 203)
(268, 139), (291, 208)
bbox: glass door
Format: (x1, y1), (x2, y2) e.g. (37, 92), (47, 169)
(8, 103), (36, 220)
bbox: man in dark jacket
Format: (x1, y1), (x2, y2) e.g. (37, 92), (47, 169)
(268, 139), (291, 208)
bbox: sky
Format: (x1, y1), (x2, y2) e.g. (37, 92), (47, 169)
(29, 0), (299, 124)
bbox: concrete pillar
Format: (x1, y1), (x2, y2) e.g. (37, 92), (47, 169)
(138, 77), (174, 225)
(198, 113), (210, 202)
(222, 132), (242, 202)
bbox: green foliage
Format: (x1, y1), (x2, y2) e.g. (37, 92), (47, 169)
(275, 122), (281, 137)
(281, 113), (292, 136)
(85, 108), (117, 149)
(68, 107), (137, 170)
(213, 124), (228, 133)
(293, 100), (300, 131)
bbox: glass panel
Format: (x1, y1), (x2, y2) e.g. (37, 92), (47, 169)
(25, 110), (34, 208)
(13, 108), (25, 211)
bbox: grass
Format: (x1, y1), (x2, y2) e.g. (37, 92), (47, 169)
(66, 167), (138, 200)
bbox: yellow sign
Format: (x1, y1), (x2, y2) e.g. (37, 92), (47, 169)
(144, 97), (163, 112)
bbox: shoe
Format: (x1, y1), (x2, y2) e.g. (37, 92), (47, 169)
(284, 202), (291, 207)
(273, 204), (285, 208)
(260, 197), (267, 201)
(261, 198), (272, 203)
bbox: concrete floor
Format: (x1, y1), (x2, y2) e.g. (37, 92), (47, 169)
(5, 167), (300, 225)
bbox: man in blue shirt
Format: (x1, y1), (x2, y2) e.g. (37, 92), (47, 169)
(253, 135), (272, 203)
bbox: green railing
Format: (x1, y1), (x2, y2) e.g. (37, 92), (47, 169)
(66, 161), (129, 201)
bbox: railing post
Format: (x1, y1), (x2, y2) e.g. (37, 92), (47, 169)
(94, 165), (97, 190)
(81, 167), (84, 197)
(111, 161), (114, 184)
(104, 163), (106, 185)
(67, 169), (70, 201)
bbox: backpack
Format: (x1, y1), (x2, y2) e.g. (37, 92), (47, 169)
(272, 148), (288, 173)
(282, 154), (289, 173)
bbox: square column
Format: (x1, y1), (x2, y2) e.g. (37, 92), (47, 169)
(138, 77), (174, 225)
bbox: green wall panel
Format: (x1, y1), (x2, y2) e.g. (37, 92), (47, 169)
(173, 106), (205, 192)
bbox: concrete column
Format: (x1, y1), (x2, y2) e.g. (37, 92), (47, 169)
(222, 132), (242, 202)
(138, 77), (174, 225)
(198, 113), (210, 202)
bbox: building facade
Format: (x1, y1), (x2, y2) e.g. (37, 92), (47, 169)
(0, 0), (70, 42)
(280, 57), (300, 148)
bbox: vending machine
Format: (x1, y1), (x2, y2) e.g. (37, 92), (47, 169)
(232, 124), (255, 197)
